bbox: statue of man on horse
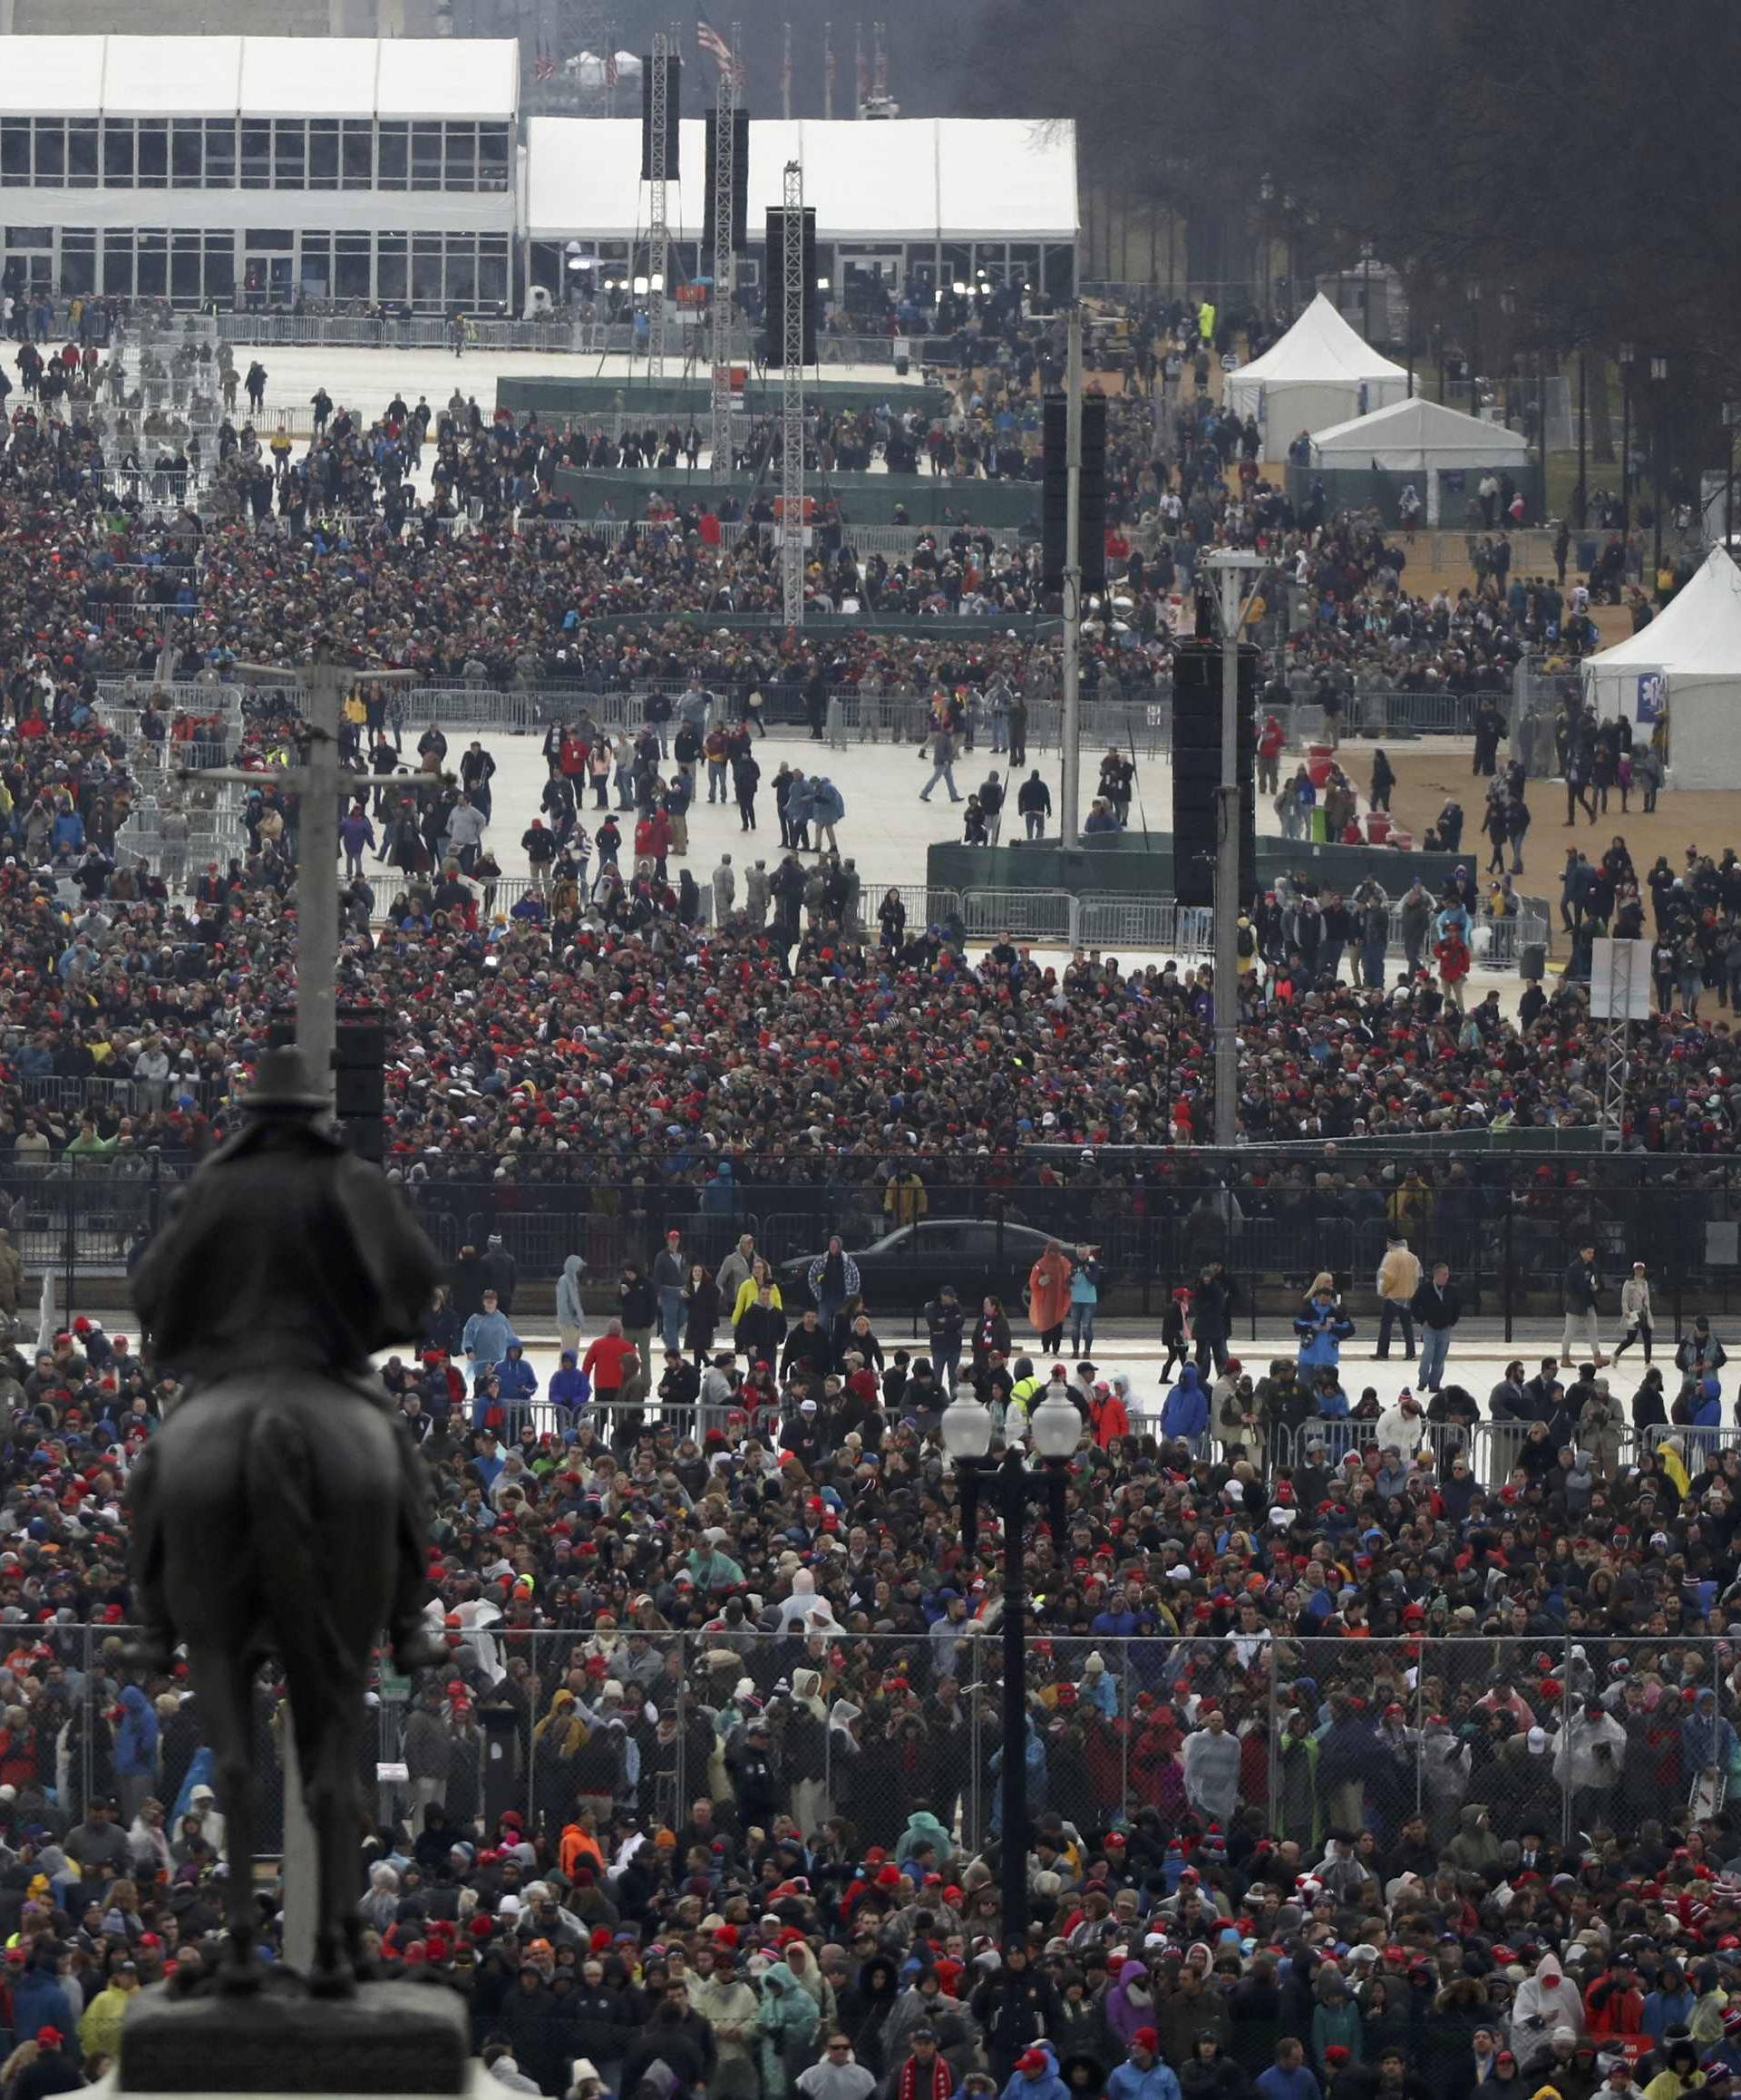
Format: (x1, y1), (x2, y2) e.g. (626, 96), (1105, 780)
(129, 1045), (452, 1993)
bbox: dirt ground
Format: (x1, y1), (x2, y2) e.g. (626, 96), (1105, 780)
(1330, 742), (1736, 890)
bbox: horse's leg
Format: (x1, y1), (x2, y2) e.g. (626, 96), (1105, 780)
(301, 1682), (366, 1996)
(199, 1648), (261, 1990)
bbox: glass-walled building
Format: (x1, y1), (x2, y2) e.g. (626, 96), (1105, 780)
(522, 116), (1080, 314)
(0, 34), (518, 310)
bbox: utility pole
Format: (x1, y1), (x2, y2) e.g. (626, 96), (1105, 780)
(177, 645), (415, 1971)
(1058, 305), (1083, 844)
(1201, 549), (1268, 1149)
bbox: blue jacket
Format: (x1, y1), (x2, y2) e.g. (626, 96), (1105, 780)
(1295, 1296), (1355, 1368)
(113, 1682), (160, 1779)
(812, 778), (845, 822)
(549, 1365), (590, 1411)
(999, 2052), (1070, 2100)
(496, 1353), (538, 1401)
(13, 1968), (79, 2059)
(1257, 2066), (1322, 2100)
(699, 1162), (740, 1216)
(1108, 2065), (1184, 2100)
(1160, 1366), (1209, 1441)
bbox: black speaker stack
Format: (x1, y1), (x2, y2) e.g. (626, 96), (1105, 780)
(1171, 641), (1260, 911)
(702, 110), (751, 255)
(639, 54), (682, 180)
(764, 206), (818, 365)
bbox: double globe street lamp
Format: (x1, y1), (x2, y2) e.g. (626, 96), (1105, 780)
(939, 1386), (1081, 1940)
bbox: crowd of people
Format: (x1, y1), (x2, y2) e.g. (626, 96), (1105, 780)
(3, 306), (1633, 718)
(5, 1161), (1741, 2100)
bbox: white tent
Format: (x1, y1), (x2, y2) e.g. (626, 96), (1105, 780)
(1309, 394), (1529, 523)
(1223, 293), (1412, 461)
(1581, 546), (1741, 786)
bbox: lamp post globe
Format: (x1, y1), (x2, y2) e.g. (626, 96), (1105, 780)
(941, 1395), (994, 1463)
(1030, 1391), (1082, 1460)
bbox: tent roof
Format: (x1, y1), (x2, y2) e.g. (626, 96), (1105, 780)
(525, 114), (1077, 243)
(0, 34), (518, 120)
(1232, 292), (1408, 386)
(1310, 394), (1529, 467)
(1583, 545), (1741, 676)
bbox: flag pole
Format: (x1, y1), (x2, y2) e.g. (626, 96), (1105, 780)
(822, 19), (833, 119)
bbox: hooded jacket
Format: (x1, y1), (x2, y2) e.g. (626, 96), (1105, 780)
(1510, 1956), (1586, 2057)
(555, 1255), (586, 1330)
(1161, 1366), (1209, 1442)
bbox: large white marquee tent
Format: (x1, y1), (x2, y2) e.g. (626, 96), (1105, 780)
(1223, 293), (1412, 462)
(1581, 545), (1741, 787)
(1308, 394), (1530, 523)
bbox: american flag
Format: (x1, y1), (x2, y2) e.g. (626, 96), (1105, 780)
(696, 15), (739, 79)
(533, 40), (555, 79)
(604, 48), (618, 84)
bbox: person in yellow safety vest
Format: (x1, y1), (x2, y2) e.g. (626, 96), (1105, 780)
(1005, 1358), (1044, 1441)
(1198, 298), (1217, 345)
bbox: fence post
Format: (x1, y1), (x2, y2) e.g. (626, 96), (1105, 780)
(1066, 895), (1082, 948)
(967, 1639), (982, 1854)
(1119, 1639), (1131, 1822)
(1503, 1201), (1514, 1347)
(1414, 1643), (1426, 1817)
(1560, 1636), (1575, 1852)
(527, 1630), (539, 1838)
(62, 1171), (77, 1324)
(82, 1623), (93, 1818)
(1266, 1649), (1280, 1835)
(674, 1631), (687, 1828)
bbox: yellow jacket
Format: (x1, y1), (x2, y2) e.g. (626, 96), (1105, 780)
(1376, 1246), (1421, 1303)
(731, 1277), (783, 1326)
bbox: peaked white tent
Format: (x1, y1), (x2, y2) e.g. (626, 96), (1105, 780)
(1224, 294), (1412, 461)
(1309, 394), (1530, 522)
(1581, 546), (1741, 786)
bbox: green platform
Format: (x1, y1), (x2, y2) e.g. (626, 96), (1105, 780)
(548, 464), (1040, 528)
(498, 374), (951, 421)
(927, 836), (1474, 899)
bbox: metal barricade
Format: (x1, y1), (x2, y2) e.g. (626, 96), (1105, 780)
(958, 888), (1075, 941)
(888, 885), (964, 935)
(1075, 897), (1212, 954)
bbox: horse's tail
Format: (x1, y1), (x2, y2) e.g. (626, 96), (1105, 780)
(245, 1398), (350, 1697)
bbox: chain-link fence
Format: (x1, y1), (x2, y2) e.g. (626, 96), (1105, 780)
(22, 1626), (1741, 1898)
(23, 1146), (1741, 1322)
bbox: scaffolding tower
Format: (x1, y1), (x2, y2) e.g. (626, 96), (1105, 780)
(707, 26), (739, 473)
(780, 159), (806, 627)
(647, 29), (671, 381)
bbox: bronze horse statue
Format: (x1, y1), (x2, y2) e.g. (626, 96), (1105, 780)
(129, 1049), (448, 1992)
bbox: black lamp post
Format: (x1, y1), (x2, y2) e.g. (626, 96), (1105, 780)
(1650, 355), (1669, 597)
(1618, 342), (1636, 535)
(942, 1390), (1077, 1943)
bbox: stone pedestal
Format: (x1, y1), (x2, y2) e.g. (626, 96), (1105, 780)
(116, 1979), (471, 2095)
